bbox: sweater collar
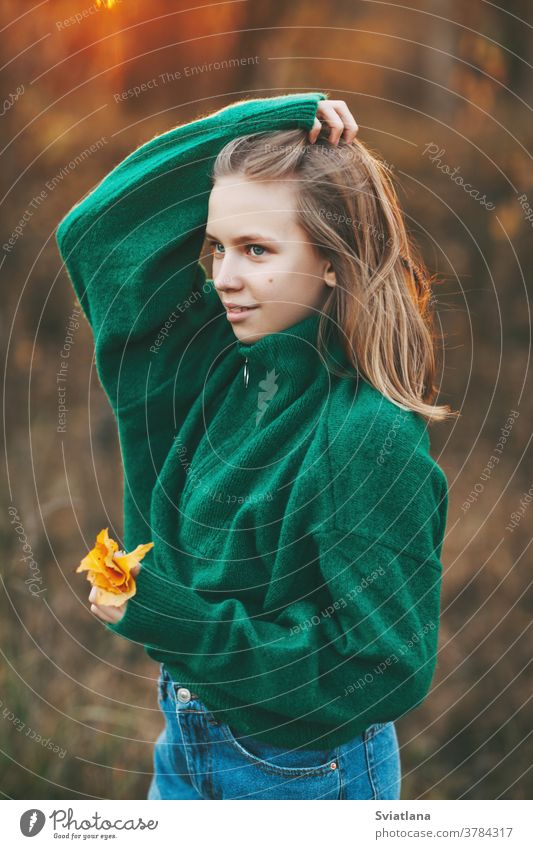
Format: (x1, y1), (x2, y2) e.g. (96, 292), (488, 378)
(234, 311), (353, 399)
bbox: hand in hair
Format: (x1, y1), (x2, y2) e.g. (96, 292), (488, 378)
(309, 99), (359, 146)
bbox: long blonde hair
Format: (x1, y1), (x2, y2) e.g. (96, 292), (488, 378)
(211, 127), (457, 424)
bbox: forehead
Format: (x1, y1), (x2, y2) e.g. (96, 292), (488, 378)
(207, 175), (300, 227)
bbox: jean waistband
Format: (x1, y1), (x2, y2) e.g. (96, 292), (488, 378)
(160, 663), (200, 700)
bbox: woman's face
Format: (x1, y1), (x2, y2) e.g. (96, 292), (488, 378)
(206, 175), (335, 343)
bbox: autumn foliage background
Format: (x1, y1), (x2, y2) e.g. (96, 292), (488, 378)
(1, 0), (532, 800)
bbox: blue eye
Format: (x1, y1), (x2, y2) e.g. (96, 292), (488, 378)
(209, 241), (267, 257)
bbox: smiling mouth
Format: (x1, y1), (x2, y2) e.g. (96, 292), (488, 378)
(226, 305), (259, 313)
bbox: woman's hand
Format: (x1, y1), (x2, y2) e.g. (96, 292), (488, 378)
(89, 561), (141, 624)
(309, 99), (359, 145)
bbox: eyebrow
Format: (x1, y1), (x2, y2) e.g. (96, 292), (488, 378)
(204, 231), (280, 244)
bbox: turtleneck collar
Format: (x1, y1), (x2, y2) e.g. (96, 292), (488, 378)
(233, 311), (354, 403)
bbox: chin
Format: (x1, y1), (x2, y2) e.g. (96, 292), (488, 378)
(234, 328), (263, 343)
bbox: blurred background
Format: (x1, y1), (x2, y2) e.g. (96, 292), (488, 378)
(1, 0), (531, 800)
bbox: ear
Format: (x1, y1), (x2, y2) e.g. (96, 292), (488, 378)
(323, 261), (336, 288)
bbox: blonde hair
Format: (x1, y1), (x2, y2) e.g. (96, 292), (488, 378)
(211, 127), (457, 424)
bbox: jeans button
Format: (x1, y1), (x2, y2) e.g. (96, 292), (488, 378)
(176, 687), (191, 703)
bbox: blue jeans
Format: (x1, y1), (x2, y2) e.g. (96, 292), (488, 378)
(147, 663), (402, 800)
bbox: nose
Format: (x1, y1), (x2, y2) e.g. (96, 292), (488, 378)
(213, 255), (245, 295)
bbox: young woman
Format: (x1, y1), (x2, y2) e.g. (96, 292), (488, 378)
(56, 92), (452, 800)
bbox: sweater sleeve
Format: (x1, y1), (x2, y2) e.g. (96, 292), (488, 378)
(55, 91), (328, 415)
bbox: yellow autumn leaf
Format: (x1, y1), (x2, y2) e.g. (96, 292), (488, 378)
(76, 527), (154, 607)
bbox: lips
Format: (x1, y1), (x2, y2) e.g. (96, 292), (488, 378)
(225, 305), (258, 312)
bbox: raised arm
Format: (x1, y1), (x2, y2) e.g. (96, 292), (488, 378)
(55, 92), (328, 417)
(56, 92), (328, 552)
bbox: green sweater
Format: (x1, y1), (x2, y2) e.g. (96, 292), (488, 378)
(56, 91), (448, 750)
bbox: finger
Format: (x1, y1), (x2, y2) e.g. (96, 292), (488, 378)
(308, 116), (322, 144)
(315, 102), (346, 145)
(90, 603), (111, 622)
(321, 108), (345, 146)
(317, 101), (359, 144)
(131, 561), (142, 577)
(329, 101), (359, 142)
(90, 603), (124, 624)
(90, 603), (114, 623)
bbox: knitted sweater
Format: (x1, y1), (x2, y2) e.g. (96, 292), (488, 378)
(56, 91), (449, 750)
